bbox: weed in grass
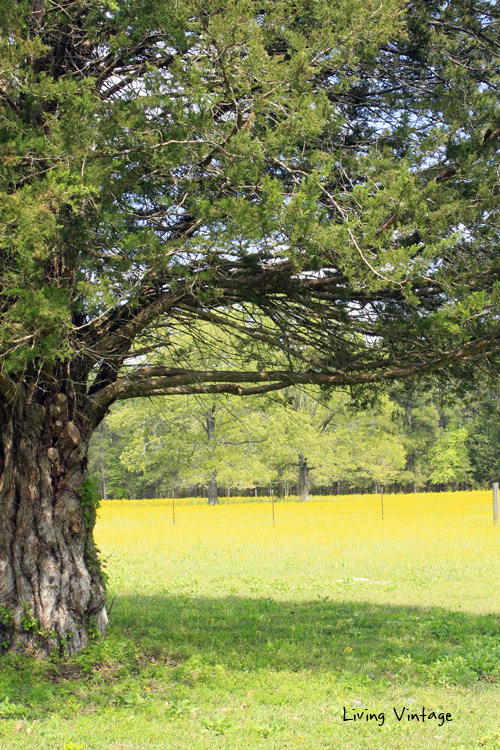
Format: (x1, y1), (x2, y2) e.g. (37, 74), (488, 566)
(0, 696), (25, 719)
(200, 714), (235, 735)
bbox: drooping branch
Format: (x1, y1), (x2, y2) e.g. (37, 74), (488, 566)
(83, 251), (452, 377)
(177, 305), (339, 372)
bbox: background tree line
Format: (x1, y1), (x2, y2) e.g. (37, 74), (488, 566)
(88, 378), (500, 502)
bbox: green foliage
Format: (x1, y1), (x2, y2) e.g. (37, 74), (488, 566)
(200, 714), (235, 735)
(20, 604), (55, 639)
(393, 393), (443, 489)
(89, 387), (410, 495)
(20, 605), (44, 636)
(92, 376), (500, 496)
(2, 0), (500, 398)
(80, 478), (102, 537)
(467, 393), (500, 484)
(0, 605), (13, 628)
(80, 478), (100, 514)
(428, 428), (470, 485)
(0, 696), (25, 719)
(164, 698), (197, 718)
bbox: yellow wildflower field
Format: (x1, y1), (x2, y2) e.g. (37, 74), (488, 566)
(95, 490), (500, 614)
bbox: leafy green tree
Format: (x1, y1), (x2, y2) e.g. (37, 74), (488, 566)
(428, 428), (471, 487)
(316, 395), (406, 490)
(101, 397), (195, 498)
(105, 395), (272, 502)
(259, 390), (406, 497)
(2, 0), (500, 654)
(256, 391), (326, 500)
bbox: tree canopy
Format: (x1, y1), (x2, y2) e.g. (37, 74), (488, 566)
(2, 0), (500, 413)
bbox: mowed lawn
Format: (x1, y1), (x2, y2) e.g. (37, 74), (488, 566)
(2, 492), (500, 750)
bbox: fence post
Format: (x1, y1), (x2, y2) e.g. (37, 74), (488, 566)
(493, 483), (499, 524)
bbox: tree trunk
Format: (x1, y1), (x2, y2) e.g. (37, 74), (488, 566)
(298, 454), (310, 501)
(205, 407), (219, 505)
(0, 391), (107, 657)
(100, 423), (107, 501)
(207, 472), (219, 505)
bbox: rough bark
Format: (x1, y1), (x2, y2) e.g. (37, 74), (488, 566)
(0, 389), (107, 657)
(298, 455), (310, 502)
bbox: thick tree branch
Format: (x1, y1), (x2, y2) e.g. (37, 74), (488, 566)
(86, 329), (500, 417)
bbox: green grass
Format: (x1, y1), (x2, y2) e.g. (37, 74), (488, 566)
(1, 496), (500, 749)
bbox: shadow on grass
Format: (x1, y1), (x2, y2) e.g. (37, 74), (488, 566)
(111, 593), (500, 683)
(1, 595), (500, 710)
